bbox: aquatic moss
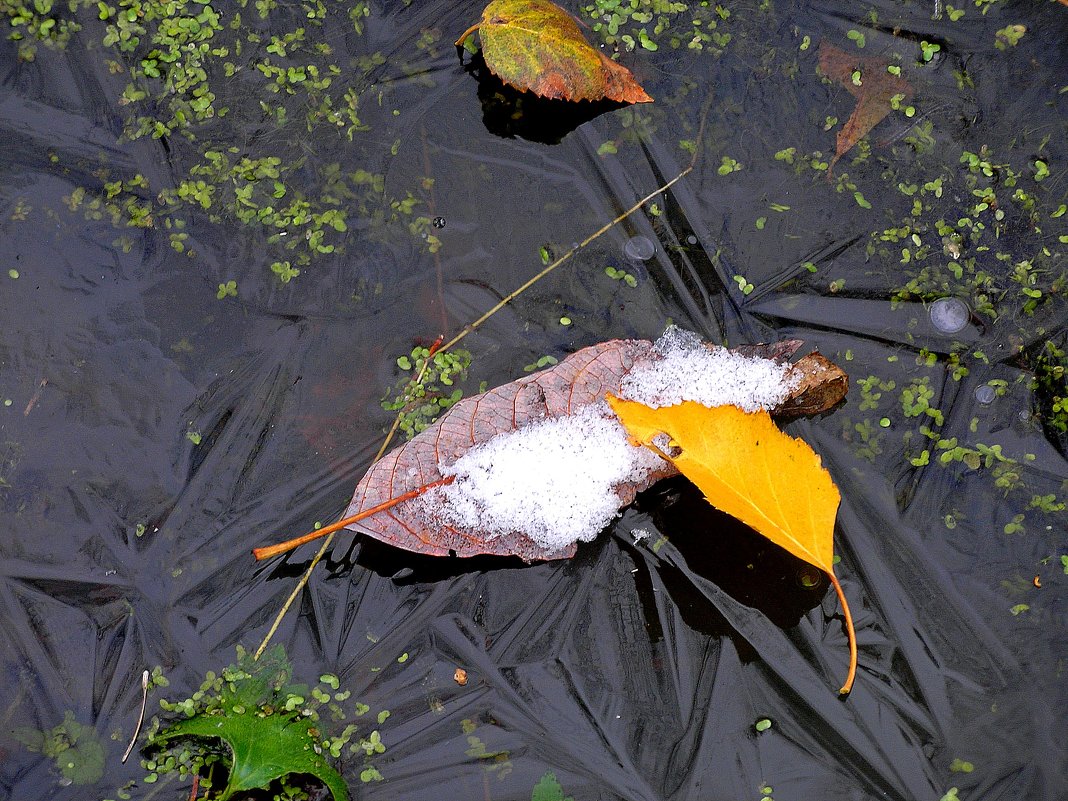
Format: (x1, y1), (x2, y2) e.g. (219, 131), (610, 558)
(383, 346), (473, 440)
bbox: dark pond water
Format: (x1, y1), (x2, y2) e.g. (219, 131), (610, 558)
(2, 1), (1066, 799)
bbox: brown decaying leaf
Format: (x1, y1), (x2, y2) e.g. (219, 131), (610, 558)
(338, 339), (846, 562)
(456, 0), (653, 104)
(818, 41), (913, 170)
(604, 398), (857, 695)
(344, 340), (659, 561)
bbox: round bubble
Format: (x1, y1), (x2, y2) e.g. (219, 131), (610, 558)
(974, 385), (996, 406)
(623, 235), (656, 262)
(929, 297), (969, 334)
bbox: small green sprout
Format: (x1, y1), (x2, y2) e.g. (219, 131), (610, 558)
(994, 24), (1026, 51)
(1004, 515), (1025, 535)
(754, 718), (772, 732)
(216, 280), (237, 299)
(733, 274), (754, 295)
(717, 156), (742, 175)
(604, 266), (638, 287)
(270, 260), (300, 283)
(523, 355), (559, 372)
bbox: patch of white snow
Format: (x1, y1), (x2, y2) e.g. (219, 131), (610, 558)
(619, 326), (796, 411)
(421, 403), (665, 551)
(421, 328), (797, 552)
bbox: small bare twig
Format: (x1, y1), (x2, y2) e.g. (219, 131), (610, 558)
(121, 670), (149, 763)
(23, 378), (46, 416)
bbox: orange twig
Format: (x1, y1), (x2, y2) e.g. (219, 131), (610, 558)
(252, 476), (455, 561)
(827, 572), (857, 696)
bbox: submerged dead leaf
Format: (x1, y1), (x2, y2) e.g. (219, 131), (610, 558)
(456, 0), (653, 104)
(818, 40), (913, 170)
(604, 398), (857, 694)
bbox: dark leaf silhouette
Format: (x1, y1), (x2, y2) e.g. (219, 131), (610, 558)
(339, 339), (846, 561)
(818, 41), (913, 170)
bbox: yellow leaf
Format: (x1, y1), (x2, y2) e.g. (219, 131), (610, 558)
(606, 396), (857, 695)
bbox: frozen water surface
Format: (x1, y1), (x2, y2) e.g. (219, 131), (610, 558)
(1, 2), (1066, 801)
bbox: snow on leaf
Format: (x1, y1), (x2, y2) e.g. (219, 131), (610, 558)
(456, 0), (653, 104)
(345, 339), (662, 561)
(604, 397), (857, 694)
(818, 40), (913, 170)
(340, 336), (846, 562)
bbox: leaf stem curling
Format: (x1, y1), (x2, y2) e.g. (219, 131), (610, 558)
(455, 23), (480, 48)
(828, 571), (857, 696)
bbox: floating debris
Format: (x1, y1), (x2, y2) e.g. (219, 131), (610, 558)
(974, 384), (996, 406)
(623, 235), (656, 262)
(929, 297), (969, 334)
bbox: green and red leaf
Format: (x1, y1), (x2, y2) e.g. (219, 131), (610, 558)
(457, 0), (653, 104)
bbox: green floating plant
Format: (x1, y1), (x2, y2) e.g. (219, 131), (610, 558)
(140, 646), (388, 801)
(14, 711), (106, 786)
(153, 713), (348, 801)
(383, 346), (473, 439)
(531, 771), (575, 801)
